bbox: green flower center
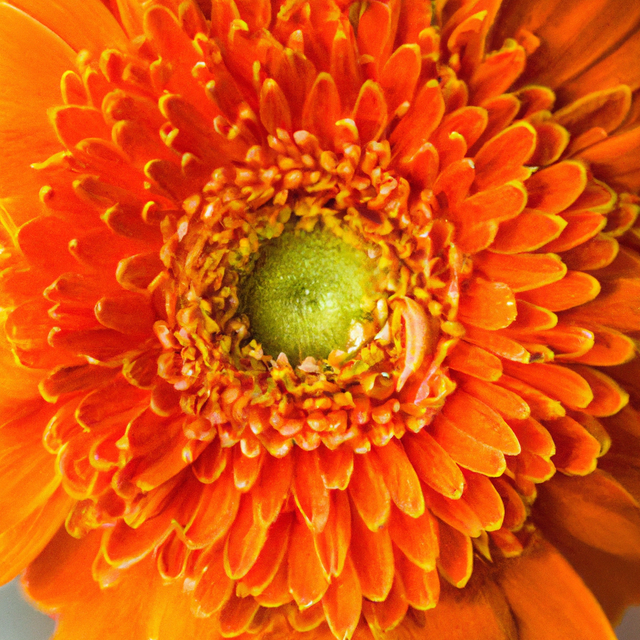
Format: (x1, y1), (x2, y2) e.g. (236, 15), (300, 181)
(239, 226), (376, 365)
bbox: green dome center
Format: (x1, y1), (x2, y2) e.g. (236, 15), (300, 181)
(239, 227), (374, 365)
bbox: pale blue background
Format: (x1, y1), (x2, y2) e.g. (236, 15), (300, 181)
(0, 578), (638, 639)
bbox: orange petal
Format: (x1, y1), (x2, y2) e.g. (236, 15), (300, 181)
(572, 365), (629, 418)
(437, 521), (473, 588)
(252, 451), (292, 526)
(301, 72), (341, 148)
(473, 251), (566, 293)
(565, 278), (640, 333)
(389, 503), (438, 572)
(458, 277), (517, 330)
(356, 0), (395, 76)
(322, 554), (362, 640)
(493, 477), (527, 530)
(531, 324), (594, 360)
(318, 446), (353, 491)
(554, 86), (632, 137)
(416, 571), (514, 638)
(313, 489), (351, 579)
(373, 439), (424, 518)
(399, 142), (439, 190)
(469, 41), (526, 105)
(508, 417), (555, 458)
(497, 535), (617, 640)
(288, 517), (329, 609)
(224, 492), (269, 580)
(352, 80), (387, 143)
(463, 326), (530, 363)
(192, 546), (234, 617)
(0, 403), (61, 529)
(471, 93), (520, 153)
(528, 120), (569, 166)
(393, 297), (429, 391)
(492, 211), (566, 253)
(431, 413), (507, 478)
(116, 252), (164, 291)
(544, 211), (606, 253)
(518, 270), (600, 312)
(451, 181), (527, 225)
(508, 300), (558, 332)
(184, 465), (239, 548)
(459, 375), (530, 421)
(562, 234), (619, 271)
(0, 3), (84, 231)
(259, 78), (292, 135)
(330, 20), (361, 111)
(380, 44), (422, 117)
(348, 452), (390, 531)
(350, 510), (394, 601)
(503, 361), (593, 409)
(460, 470), (505, 532)
(191, 438), (229, 484)
(397, 0), (432, 44)
(447, 342), (503, 382)
(287, 600), (325, 633)
(22, 527), (101, 609)
(254, 554), (292, 608)
(218, 593), (260, 637)
(50, 104), (111, 149)
(403, 431), (465, 500)
(573, 325), (636, 366)
(431, 106), (488, 151)
(394, 551), (440, 611)
(497, 374), (565, 420)
(540, 468), (640, 559)
(362, 572), (408, 633)
(390, 80), (445, 163)
(0, 485), (73, 585)
(524, 161), (587, 214)
(578, 125), (640, 191)
(544, 415), (601, 475)
(293, 448), (330, 534)
(433, 158), (476, 208)
(473, 122), (536, 191)
(442, 391), (521, 455)
(494, 0), (640, 95)
(237, 513), (292, 598)
(233, 447), (263, 492)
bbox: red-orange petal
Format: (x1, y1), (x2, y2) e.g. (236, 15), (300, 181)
(403, 431), (465, 500)
(498, 535), (617, 640)
(473, 252), (566, 293)
(524, 161), (587, 214)
(503, 362), (593, 409)
(322, 554), (362, 640)
(349, 510), (394, 601)
(389, 503), (438, 571)
(437, 521), (473, 588)
(458, 277), (517, 330)
(348, 451), (390, 531)
(293, 448), (330, 534)
(518, 270), (600, 311)
(288, 517), (329, 609)
(373, 439), (424, 518)
(473, 122), (536, 191)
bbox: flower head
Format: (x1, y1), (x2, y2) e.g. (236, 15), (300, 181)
(1, 0), (640, 638)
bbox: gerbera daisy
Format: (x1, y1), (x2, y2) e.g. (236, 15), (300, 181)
(1, 0), (640, 638)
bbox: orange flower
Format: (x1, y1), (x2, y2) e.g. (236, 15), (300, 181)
(1, 0), (640, 638)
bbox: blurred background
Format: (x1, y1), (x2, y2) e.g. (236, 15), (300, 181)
(0, 577), (638, 639)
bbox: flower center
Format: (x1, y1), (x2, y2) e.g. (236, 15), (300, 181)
(239, 225), (376, 364)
